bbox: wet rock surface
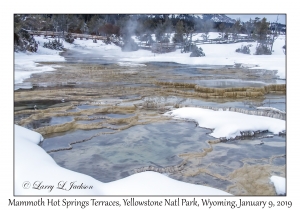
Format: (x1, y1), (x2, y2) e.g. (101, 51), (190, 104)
(14, 51), (286, 195)
(48, 121), (212, 182)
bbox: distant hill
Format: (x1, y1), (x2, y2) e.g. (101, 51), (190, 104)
(201, 14), (236, 24)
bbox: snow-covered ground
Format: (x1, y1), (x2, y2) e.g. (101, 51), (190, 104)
(14, 32), (286, 195)
(164, 107), (285, 139)
(67, 33), (286, 78)
(270, 176), (286, 195)
(14, 41), (64, 85)
(14, 32), (286, 88)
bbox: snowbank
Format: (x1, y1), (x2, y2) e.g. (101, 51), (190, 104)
(14, 53), (63, 84)
(14, 124), (231, 195)
(270, 176), (286, 195)
(14, 36), (65, 85)
(122, 36), (285, 79)
(15, 125), (104, 195)
(164, 107), (285, 139)
(14, 32), (286, 87)
(70, 32), (285, 79)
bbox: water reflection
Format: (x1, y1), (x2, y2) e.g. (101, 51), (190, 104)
(48, 121), (212, 182)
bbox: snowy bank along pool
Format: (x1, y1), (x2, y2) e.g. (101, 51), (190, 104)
(14, 60), (286, 195)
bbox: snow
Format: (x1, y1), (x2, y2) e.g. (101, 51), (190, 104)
(164, 107), (285, 139)
(270, 176), (286, 195)
(14, 31), (286, 195)
(14, 32), (286, 88)
(14, 124), (231, 195)
(256, 106), (286, 114)
(102, 171), (231, 195)
(14, 54), (62, 84)
(125, 34), (285, 79)
(15, 125), (102, 195)
(14, 36), (65, 85)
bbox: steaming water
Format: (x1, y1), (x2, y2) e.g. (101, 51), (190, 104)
(14, 48), (286, 195)
(61, 50), (117, 65)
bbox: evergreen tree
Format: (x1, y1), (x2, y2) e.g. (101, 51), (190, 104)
(253, 18), (273, 55)
(14, 15), (23, 33)
(155, 20), (164, 42)
(218, 22), (226, 39)
(173, 20), (184, 43)
(243, 18), (254, 38)
(253, 17), (271, 55)
(253, 17), (269, 43)
(231, 18), (242, 41)
(163, 16), (173, 36)
(143, 18), (156, 33)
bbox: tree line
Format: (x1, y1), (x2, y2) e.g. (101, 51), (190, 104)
(14, 14), (285, 54)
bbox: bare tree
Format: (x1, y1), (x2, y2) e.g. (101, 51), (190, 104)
(268, 15), (280, 52)
(88, 15), (105, 35)
(243, 18), (254, 38)
(64, 15), (78, 33)
(51, 15), (63, 32)
(80, 21), (89, 34)
(16, 14), (48, 31)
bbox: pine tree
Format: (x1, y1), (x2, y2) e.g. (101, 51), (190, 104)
(163, 16), (173, 37)
(218, 22), (226, 39)
(231, 19), (242, 41)
(254, 17), (269, 43)
(253, 17), (271, 55)
(173, 20), (184, 43)
(155, 20), (164, 42)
